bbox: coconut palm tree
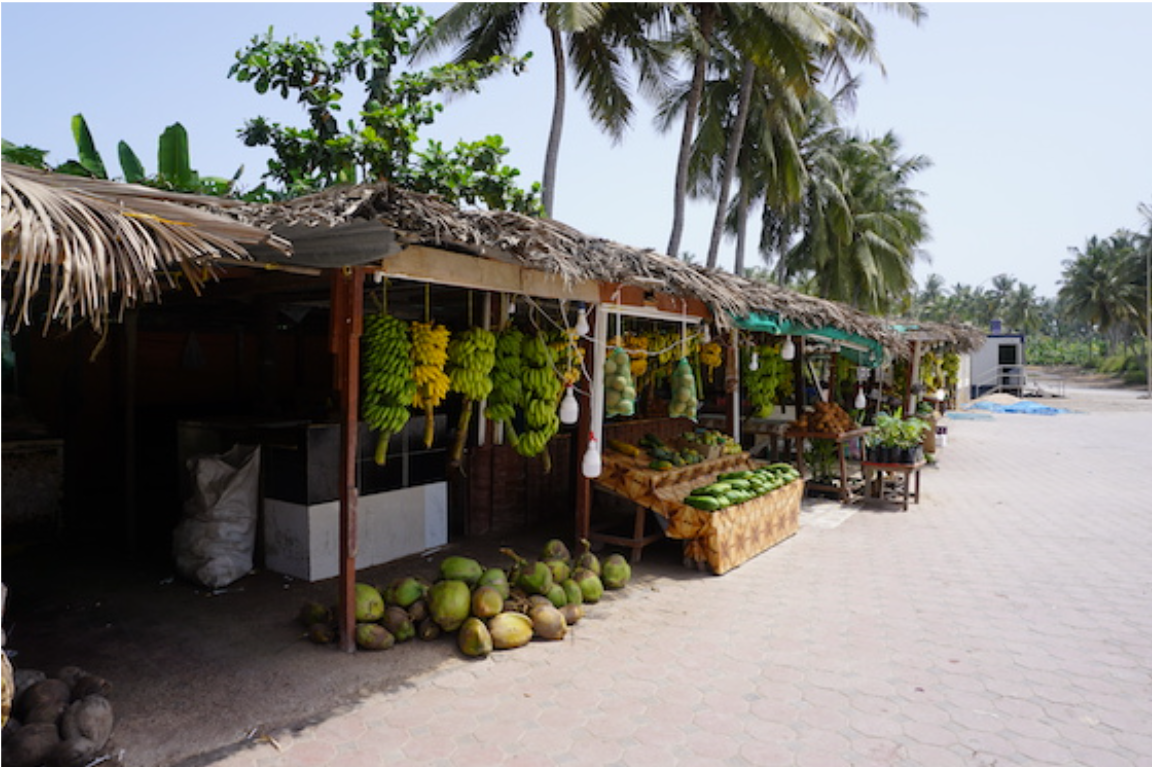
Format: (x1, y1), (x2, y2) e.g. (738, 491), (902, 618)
(1059, 234), (1142, 356)
(416, 3), (670, 218)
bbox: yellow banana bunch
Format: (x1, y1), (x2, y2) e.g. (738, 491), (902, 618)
(361, 313), (415, 465)
(485, 327), (524, 426)
(516, 331), (562, 459)
(700, 341), (723, 382)
(411, 320), (451, 448)
(548, 332), (584, 387)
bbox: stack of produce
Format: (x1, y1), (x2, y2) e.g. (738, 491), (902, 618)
(516, 333), (563, 458)
(682, 464), (801, 511)
(361, 313), (415, 465)
(667, 357), (699, 420)
(603, 346), (637, 417)
(300, 538), (632, 659)
(446, 326), (497, 463)
(411, 320), (451, 448)
(792, 401), (855, 434)
(3, 663), (114, 767)
(699, 341), (723, 382)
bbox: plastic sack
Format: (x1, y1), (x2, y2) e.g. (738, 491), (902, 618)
(173, 444), (261, 588)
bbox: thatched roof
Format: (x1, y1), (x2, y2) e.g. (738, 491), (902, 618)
(1, 162), (291, 331)
(197, 182), (906, 353)
(890, 319), (987, 355)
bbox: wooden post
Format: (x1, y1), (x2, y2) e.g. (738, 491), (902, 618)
(791, 336), (806, 411)
(903, 340), (922, 417)
(725, 328), (741, 438)
(573, 307), (596, 543)
(122, 309), (138, 551)
(331, 267), (365, 653)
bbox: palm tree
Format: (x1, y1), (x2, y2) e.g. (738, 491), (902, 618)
(416, 3), (669, 218)
(776, 129), (930, 314)
(1059, 234), (1141, 356)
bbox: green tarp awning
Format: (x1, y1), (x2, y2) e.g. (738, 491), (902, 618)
(734, 312), (887, 368)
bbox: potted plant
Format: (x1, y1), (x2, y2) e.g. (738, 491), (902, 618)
(865, 411), (929, 464)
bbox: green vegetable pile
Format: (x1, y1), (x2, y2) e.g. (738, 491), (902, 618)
(682, 464), (801, 511)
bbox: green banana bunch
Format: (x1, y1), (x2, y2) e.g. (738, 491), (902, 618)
(744, 345), (792, 418)
(485, 327), (525, 426)
(516, 331), (562, 459)
(446, 327), (497, 464)
(361, 313), (415, 465)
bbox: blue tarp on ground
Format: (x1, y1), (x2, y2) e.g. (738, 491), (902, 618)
(966, 401), (1071, 416)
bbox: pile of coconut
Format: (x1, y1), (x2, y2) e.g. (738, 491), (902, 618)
(1, 663), (114, 767)
(299, 538), (634, 657)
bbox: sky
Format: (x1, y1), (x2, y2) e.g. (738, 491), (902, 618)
(2, 2), (1150, 300)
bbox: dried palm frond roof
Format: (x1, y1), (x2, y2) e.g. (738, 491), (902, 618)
(1, 161), (291, 332)
(890, 319), (987, 354)
(199, 182), (905, 352)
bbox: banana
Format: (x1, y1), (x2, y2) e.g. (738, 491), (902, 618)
(361, 313), (414, 465)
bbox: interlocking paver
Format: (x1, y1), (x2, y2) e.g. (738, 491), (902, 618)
(202, 395), (1152, 767)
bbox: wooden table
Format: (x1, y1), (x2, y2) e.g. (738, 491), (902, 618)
(783, 427), (871, 503)
(860, 459), (926, 511)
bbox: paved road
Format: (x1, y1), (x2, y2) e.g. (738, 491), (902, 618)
(205, 398), (1152, 767)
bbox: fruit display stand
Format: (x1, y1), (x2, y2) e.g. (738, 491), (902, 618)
(593, 451), (802, 574)
(783, 426), (870, 504)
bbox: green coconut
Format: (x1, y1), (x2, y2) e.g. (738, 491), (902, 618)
(407, 599), (429, 623)
(572, 567), (604, 603)
(488, 611), (534, 650)
(439, 555), (484, 587)
(545, 558), (571, 585)
(476, 567), (511, 600)
(417, 616), (441, 641)
(382, 605), (415, 642)
(500, 547), (553, 595)
(540, 538), (572, 565)
(355, 623), (395, 651)
(528, 603), (568, 640)
(385, 576), (427, 607)
(545, 582), (568, 609)
(471, 585), (505, 619)
(457, 617), (493, 658)
(561, 578), (583, 605)
(428, 579), (472, 632)
(601, 553), (632, 590)
(307, 622), (336, 644)
(575, 538), (601, 576)
(354, 583), (385, 622)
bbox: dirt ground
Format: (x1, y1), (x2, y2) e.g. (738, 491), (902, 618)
(2, 366), (1146, 767)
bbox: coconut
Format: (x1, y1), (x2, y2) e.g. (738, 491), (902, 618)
(545, 582), (568, 609)
(307, 623), (336, 644)
(384, 576), (426, 608)
(354, 623), (395, 651)
(488, 611), (534, 650)
(601, 553), (632, 590)
(15, 679), (69, 721)
(545, 558), (571, 585)
(428, 579), (472, 632)
(60, 695), (113, 750)
(297, 600), (331, 627)
(528, 604), (568, 640)
(407, 599), (429, 624)
(540, 538), (572, 564)
(500, 548), (553, 595)
(476, 568), (511, 600)
(354, 583), (385, 622)
(70, 674), (112, 700)
(417, 616), (441, 641)
(561, 578), (583, 606)
(575, 538), (601, 576)
(471, 585), (505, 619)
(457, 617), (493, 658)
(572, 568), (604, 603)
(382, 606), (415, 642)
(3, 722), (60, 767)
(560, 603), (584, 626)
(439, 556), (484, 587)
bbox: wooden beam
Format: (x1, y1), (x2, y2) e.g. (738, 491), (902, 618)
(376, 246), (600, 303)
(331, 267), (365, 653)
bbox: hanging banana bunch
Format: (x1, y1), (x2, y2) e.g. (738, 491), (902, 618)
(744, 345), (792, 418)
(361, 313), (415, 465)
(700, 341), (723, 383)
(446, 326), (497, 464)
(517, 332), (562, 462)
(623, 332), (649, 381)
(411, 320), (451, 449)
(485, 326), (525, 442)
(548, 329), (584, 387)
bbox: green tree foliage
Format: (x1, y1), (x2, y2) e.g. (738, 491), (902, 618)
(229, 2), (541, 213)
